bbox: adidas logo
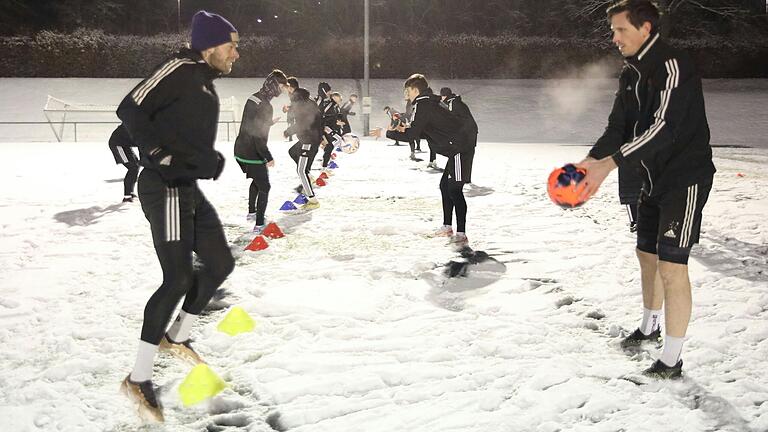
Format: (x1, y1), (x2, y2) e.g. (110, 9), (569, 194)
(664, 229), (676, 238)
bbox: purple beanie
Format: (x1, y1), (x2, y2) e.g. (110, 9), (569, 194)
(190, 11), (239, 52)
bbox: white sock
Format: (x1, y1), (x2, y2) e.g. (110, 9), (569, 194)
(166, 310), (198, 343)
(130, 340), (159, 382)
(660, 335), (684, 367)
(640, 308), (663, 335)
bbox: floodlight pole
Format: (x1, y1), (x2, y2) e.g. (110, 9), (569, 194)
(177, 0), (181, 33)
(363, 0), (370, 136)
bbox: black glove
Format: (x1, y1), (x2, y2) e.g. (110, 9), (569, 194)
(213, 151), (225, 180)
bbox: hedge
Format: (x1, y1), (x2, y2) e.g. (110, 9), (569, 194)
(2, 29), (766, 78)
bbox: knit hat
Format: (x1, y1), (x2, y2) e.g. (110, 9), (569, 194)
(439, 87), (453, 97)
(190, 11), (239, 52)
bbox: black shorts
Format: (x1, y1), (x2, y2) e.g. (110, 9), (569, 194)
(636, 182), (712, 264)
(238, 161), (268, 181)
(443, 148), (474, 183)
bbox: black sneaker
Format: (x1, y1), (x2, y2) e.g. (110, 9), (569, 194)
(122, 194), (137, 203)
(642, 359), (683, 379)
(620, 328), (661, 348)
(121, 375), (164, 422)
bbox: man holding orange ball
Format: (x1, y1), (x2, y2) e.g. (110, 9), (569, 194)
(577, 0), (715, 379)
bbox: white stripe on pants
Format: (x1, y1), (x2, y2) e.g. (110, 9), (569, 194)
(297, 144), (314, 197)
(165, 187), (180, 242)
(679, 184), (697, 247)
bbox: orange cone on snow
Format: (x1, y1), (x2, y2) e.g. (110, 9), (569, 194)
(244, 235), (268, 251)
(315, 177), (327, 187)
(319, 172), (329, 180)
(262, 222), (285, 239)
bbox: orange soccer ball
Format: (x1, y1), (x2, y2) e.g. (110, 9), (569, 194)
(547, 164), (588, 208)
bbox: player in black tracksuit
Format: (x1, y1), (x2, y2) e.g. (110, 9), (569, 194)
(583, 73), (645, 231)
(578, 0), (715, 379)
(320, 92), (344, 169)
(234, 70), (287, 231)
(441, 89), (478, 181)
(108, 124), (140, 202)
(116, 11), (239, 417)
(285, 87), (322, 206)
(379, 74), (474, 244)
(282, 76), (300, 141)
(339, 93), (358, 135)
(404, 98), (422, 156)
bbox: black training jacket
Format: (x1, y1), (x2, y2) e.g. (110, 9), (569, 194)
(234, 91), (274, 164)
(285, 89), (323, 145)
(117, 48), (222, 182)
(386, 94), (468, 157)
(444, 94), (478, 147)
(591, 34), (715, 198)
(319, 99), (342, 134)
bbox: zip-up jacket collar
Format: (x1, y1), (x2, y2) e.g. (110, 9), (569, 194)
(625, 32), (660, 71)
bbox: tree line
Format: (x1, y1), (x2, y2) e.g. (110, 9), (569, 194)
(2, 0), (766, 41)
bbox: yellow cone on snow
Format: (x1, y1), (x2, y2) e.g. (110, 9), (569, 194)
(178, 364), (227, 406)
(216, 306), (256, 336)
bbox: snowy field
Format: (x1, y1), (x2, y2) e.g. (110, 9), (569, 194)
(0, 78), (767, 431)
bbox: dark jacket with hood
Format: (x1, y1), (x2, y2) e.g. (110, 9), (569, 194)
(117, 48), (224, 182)
(285, 88), (323, 146)
(590, 33), (715, 200)
(443, 94), (478, 147)
(387, 93), (469, 157)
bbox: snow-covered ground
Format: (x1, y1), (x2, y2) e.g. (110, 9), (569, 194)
(0, 78), (766, 431)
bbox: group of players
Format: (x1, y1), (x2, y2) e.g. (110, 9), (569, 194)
(110, 72), (359, 235)
(111, 0), (717, 422)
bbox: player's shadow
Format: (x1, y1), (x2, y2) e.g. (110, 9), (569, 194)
(53, 203), (126, 227)
(696, 230), (768, 282)
(103, 178), (123, 183)
(464, 184), (495, 197)
(423, 248), (507, 312)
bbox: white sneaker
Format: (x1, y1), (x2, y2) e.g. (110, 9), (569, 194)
(427, 161), (438, 169)
(450, 233), (469, 247)
(247, 212), (258, 222)
(429, 225), (454, 238)
(252, 224), (265, 234)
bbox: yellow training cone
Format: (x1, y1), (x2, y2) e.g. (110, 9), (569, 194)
(178, 364), (227, 406)
(216, 306), (256, 336)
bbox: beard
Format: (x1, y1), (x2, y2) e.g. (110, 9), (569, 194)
(209, 50), (234, 75)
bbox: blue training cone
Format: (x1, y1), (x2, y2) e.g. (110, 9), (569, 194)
(293, 194), (308, 205)
(280, 200), (297, 211)
(335, 147), (342, 152)
(328, 161), (339, 169)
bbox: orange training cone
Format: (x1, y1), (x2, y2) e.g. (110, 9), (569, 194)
(244, 235), (268, 251)
(315, 177), (327, 187)
(262, 222), (285, 239)
(319, 172), (329, 180)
